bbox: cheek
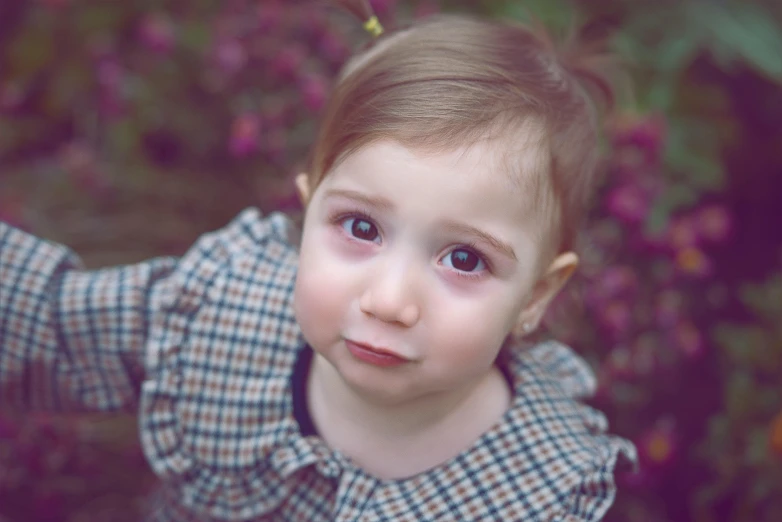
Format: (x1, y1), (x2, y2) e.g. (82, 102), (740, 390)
(293, 239), (353, 345)
(429, 295), (518, 366)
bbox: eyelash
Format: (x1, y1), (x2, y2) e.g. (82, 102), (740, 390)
(329, 210), (493, 278)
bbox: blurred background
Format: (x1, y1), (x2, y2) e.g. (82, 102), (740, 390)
(0, 0), (780, 520)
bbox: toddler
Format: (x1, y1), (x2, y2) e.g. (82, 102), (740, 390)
(0, 1), (636, 520)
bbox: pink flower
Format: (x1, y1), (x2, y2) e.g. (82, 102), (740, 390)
(270, 45), (306, 82)
(257, 0), (284, 32)
(605, 184), (650, 225)
(96, 58), (123, 88)
(667, 215), (699, 249)
(59, 142), (114, 196)
(300, 12), (327, 41)
(215, 39), (247, 75)
(599, 300), (633, 339)
(319, 32), (350, 67)
(95, 58), (127, 118)
(138, 13), (176, 54)
(611, 112), (667, 165)
(671, 320), (705, 359)
(696, 204), (733, 244)
(228, 114), (261, 158)
(596, 265), (638, 298)
(299, 74), (329, 112)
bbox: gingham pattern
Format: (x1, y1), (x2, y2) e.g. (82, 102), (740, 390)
(1, 209), (636, 521)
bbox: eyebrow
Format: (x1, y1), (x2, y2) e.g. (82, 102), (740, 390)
(323, 188), (518, 261)
(441, 221), (518, 261)
(323, 188), (394, 211)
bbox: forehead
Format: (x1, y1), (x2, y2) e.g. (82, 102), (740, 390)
(320, 139), (543, 242)
(323, 127), (551, 220)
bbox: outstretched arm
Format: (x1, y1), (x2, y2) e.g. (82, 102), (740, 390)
(0, 222), (176, 411)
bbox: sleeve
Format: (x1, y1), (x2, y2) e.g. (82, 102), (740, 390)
(0, 221), (177, 412)
(557, 439), (636, 521)
(526, 341), (639, 521)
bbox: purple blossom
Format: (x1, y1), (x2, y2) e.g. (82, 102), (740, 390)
(695, 204), (733, 244)
(257, 0), (284, 32)
(596, 265), (638, 298)
(670, 320), (705, 359)
(605, 183), (651, 225)
(138, 13), (176, 54)
(58, 142), (113, 196)
(228, 113), (261, 158)
(599, 300), (634, 340)
(611, 112), (667, 165)
(318, 32), (350, 67)
(270, 45), (306, 82)
(299, 74), (329, 112)
(214, 39), (248, 75)
(95, 57), (127, 118)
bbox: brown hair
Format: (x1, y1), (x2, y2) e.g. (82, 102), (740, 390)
(312, 2), (620, 263)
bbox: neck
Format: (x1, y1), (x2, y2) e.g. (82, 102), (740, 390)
(308, 353), (510, 445)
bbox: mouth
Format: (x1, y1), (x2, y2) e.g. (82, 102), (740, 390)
(345, 340), (410, 367)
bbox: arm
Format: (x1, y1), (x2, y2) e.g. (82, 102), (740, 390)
(0, 222), (176, 412)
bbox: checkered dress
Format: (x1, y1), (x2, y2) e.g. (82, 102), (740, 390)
(1, 209), (636, 521)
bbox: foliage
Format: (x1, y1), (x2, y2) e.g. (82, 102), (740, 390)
(1, 0), (781, 521)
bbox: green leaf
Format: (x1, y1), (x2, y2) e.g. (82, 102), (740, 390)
(8, 26), (55, 77)
(499, 0), (574, 32)
(744, 427), (769, 466)
(739, 275), (782, 318)
(180, 21), (211, 54)
(725, 371), (755, 419)
(695, 2), (782, 81)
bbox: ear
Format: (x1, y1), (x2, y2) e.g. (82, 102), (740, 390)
(512, 251), (579, 338)
(295, 173), (312, 207)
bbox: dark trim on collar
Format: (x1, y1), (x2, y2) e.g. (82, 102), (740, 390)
(291, 344), (319, 437)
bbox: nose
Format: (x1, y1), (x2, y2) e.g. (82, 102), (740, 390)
(358, 261), (421, 327)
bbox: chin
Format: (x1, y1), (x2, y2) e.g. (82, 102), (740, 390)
(332, 358), (418, 402)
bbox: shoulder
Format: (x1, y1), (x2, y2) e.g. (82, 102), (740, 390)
(138, 208), (308, 518)
(500, 339), (637, 519)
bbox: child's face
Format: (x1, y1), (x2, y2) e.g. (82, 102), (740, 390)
(293, 140), (573, 403)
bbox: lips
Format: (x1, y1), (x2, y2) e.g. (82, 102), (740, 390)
(345, 340), (410, 367)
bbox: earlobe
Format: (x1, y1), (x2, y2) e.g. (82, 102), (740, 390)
(513, 251), (579, 338)
(295, 173), (311, 207)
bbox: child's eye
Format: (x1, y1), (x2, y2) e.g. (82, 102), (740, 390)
(341, 216), (381, 243)
(442, 248), (486, 273)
